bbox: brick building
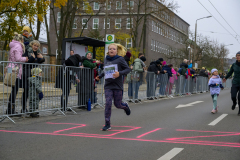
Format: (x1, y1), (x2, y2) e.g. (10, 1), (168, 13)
(50, 0), (189, 66)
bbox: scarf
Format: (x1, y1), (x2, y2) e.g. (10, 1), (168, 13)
(106, 55), (121, 61)
(211, 75), (220, 79)
(23, 33), (32, 38)
(236, 60), (240, 66)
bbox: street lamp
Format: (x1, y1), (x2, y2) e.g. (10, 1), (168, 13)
(194, 16), (212, 65)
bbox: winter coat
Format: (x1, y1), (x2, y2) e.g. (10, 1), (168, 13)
(225, 62), (240, 85)
(127, 58), (144, 83)
(169, 68), (177, 84)
(83, 58), (97, 69)
(146, 63), (159, 80)
(199, 69), (208, 77)
(124, 55), (130, 66)
(23, 34), (33, 52)
(162, 65), (172, 78)
(208, 75), (224, 95)
(21, 47), (45, 88)
(28, 76), (42, 111)
(7, 40), (27, 79)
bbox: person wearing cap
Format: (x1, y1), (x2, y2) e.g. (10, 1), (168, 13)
(28, 68), (43, 117)
(127, 54), (146, 102)
(22, 26), (34, 52)
(209, 68), (224, 114)
(223, 51), (240, 115)
(146, 60), (161, 100)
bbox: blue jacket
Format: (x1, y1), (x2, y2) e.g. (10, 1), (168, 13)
(162, 65), (172, 77)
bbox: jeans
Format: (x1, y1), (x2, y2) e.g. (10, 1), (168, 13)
(211, 94), (218, 110)
(128, 81), (141, 99)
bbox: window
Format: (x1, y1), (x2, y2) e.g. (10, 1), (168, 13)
(94, 2), (99, 10)
(126, 38), (132, 49)
(116, 1), (122, 10)
(57, 12), (61, 23)
(72, 18), (77, 29)
(105, 2), (111, 10)
(153, 40), (155, 51)
(93, 18), (99, 29)
(82, 18), (88, 29)
(83, 2), (89, 10)
(42, 47), (47, 54)
(115, 18), (121, 29)
(127, 1), (134, 9)
(104, 18), (110, 29)
(158, 23), (160, 34)
(126, 18), (133, 29)
(156, 23), (158, 34)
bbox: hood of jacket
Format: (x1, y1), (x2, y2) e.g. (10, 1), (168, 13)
(180, 63), (188, 69)
(9, 40), (22, 49)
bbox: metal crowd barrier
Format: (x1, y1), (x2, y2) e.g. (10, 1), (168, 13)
(0, 60), (232, 123)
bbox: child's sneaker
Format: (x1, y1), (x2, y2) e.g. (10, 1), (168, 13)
(123, 102), (131, 116)
(216, 106), (219, 113)
(102, 124), (111, 131)
(211, 109), (216, 114)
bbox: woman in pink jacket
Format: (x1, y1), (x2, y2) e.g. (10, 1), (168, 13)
(6, 32), (28, 114)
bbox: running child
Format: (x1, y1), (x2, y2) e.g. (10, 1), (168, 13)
(96, 43), (131, 131)
(208, 69), (224, 114)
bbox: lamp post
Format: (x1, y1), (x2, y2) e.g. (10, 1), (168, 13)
(194, 16), (212, 65)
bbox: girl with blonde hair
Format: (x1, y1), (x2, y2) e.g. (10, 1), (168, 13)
(96, 43), (131, 131)
(6, 32), (28, 114)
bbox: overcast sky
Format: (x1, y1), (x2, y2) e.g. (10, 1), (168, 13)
(174, 0), (240, 58)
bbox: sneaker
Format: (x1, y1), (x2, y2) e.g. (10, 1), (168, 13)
(216, 106), (219, 113)
(138, 99), (141, 101)
(124, 102), (131, 116)
(211, 109), (216, 114)
(102, 124), (111, 131)
(232, 103), (236, 110)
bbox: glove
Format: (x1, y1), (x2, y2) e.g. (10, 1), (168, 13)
(24, 42), (29, 45)
(39, 92), (44, 100)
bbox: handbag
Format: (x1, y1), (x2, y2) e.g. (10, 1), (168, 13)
(4, 66), (19, 87)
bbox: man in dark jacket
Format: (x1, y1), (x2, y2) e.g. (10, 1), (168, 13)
(146, 60), (161, 100)
(199, 67), (208, 77)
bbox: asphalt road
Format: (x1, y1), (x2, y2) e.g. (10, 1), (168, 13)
(0, 89), (240, 160)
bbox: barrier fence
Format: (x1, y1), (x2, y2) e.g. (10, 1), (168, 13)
(0, 61), (232, 123)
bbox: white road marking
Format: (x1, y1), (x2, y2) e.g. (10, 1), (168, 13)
(157, 148), (184, 160)
(208, 114), (228, 126)
(176, 101), (204, 108)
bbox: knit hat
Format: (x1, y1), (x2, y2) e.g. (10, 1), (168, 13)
(85, 51), (93, 59)
(156, 60), (161, 64)
(158, 58), (164, 62)
(23, 26), (31, 33)
(162, 61), (166, 66)
(211, 68), (218, 74)
(236, 51), (240, 56)
(126, 51), (132, 58)
(140, 56), (146, 62)
(31, 68), (42, 76)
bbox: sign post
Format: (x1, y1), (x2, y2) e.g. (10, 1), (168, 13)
(105, 34), (115, 58)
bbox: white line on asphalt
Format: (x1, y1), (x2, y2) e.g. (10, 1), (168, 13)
(176, 101), (204, 108)
(208, 114), (228, 126)
(157, 148), (184, 160)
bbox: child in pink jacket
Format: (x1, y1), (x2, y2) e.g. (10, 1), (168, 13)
(6, 33), (28, 114)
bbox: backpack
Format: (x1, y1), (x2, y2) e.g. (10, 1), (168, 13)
(181, 66), (187, 76)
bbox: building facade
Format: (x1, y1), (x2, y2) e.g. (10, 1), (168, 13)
(50, 0), (189, 66)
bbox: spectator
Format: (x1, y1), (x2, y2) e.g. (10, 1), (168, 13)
(124, 51), (132, 66)
(199, 67), (208, 77)
(127, 54), (146, 103)
(55, 53), (82, 111)
(22, 26), (33, 52)
(28, 68), (43, 117)
(6, 32), (28, 114)
(78, 51), (100, 107)
(159, 62), (172, 96)
(146, 60), (161, 100)
(70, 50), (74, 56)
(21, 40), (45, 113)
(167, 65), (177, 97)
(178, 59), (189, 94)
